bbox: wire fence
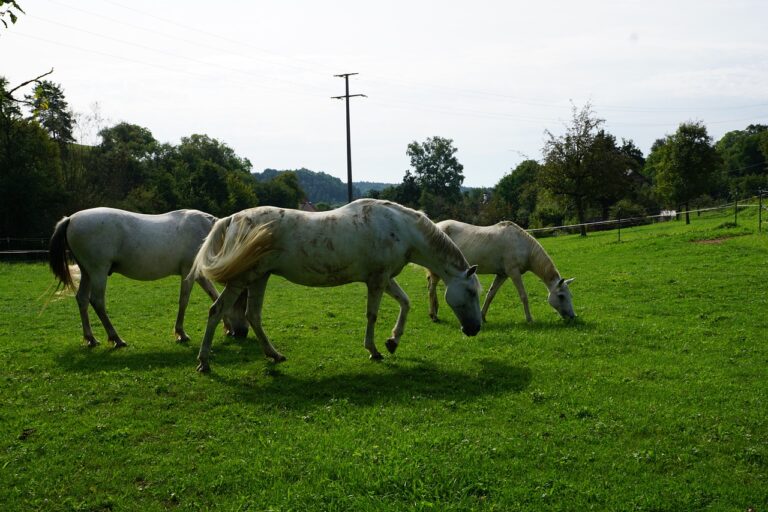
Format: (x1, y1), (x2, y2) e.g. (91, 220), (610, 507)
(1, 196), (766, 261)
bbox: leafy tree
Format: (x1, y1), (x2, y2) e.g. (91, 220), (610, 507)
(254, 171), (305, 208)
(379, 170), (421, 209)
(1, 78), (64, 236)
(0, 0), (23, 29)
(493, 159), (541, 227)
(539, 103), (605, 236)
(653, 121), (721, 224)
(715, 124), (768, 196)
(25, 80), (75, 144)
(406, 136), (464, 203)
(91, 122), (159, 203)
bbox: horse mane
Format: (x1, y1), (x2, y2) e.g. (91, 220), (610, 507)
(414, 212), (470, 270)
(193, 214), (276, 283)
(519, 228), (560, 284)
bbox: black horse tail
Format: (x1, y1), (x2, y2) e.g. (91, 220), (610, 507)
(49, 216), (75, 290)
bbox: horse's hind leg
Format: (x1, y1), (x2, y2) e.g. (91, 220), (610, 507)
(88, 273), (127, 348)
(197, 283), (245, 373)
(174, 276), (195, 343)
(75, 271), (99, 347)
(481, 274), (508, 322)
(385, 279), (410, 354)
(246, 275), (285, 363)
(427, 272), (441, 322)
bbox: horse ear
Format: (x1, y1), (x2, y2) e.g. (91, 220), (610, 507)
(564, 277), (575, 286)
(466, 265), (478, 277)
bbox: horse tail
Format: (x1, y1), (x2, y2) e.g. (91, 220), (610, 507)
(191, 215), (276, 284)
(49, 216), (75, 291)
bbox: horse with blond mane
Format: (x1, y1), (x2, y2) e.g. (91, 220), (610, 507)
(427, 220), (575, 323)
(190, 199), (482, 372)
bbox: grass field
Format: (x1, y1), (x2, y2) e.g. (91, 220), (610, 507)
(2, 207), (767, 511)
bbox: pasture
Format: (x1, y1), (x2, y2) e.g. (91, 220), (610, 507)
(2, 208), (767, 511)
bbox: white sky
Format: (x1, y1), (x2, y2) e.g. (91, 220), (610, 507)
(3, 0), (767, 187)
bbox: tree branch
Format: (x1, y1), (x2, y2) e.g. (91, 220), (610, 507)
(5, 67), (54, 99)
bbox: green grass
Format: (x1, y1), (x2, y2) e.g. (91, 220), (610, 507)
(2, 208), (767, 511)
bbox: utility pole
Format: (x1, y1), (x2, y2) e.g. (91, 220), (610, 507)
(332, 73), (366, 203)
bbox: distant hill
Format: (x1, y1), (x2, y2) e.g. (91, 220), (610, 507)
(253, 168), (396, 205)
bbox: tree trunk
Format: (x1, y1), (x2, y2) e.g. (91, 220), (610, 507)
(576, 199), (587, 237)
(685, 202), (690, 225)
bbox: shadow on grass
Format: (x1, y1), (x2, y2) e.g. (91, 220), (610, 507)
(53, 338), (532, 407)
(53, 342), (199, 372)
(210, 355), (532, 408)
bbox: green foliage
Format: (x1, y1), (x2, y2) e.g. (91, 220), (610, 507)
(653, 122), (722, 223)
(493, 160), (541, 227)
(0, 0), (24, 29)
(2, 208), (767, 510)
(406, 136), (464, 203)
(255, 168), (361, 205)
(716, 124), (768, 197)
(24, 80), (74, 144)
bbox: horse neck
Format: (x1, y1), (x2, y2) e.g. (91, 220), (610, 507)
(408, 216), (468, 280)
(527, 236), (561, 290)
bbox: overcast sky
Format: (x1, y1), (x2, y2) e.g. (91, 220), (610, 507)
(3, 0), (767, 187)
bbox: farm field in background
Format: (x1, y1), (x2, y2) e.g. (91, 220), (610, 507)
(1, 208), (767, 511)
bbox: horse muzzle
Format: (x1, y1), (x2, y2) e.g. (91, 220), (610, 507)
(461, 322), (481, 337)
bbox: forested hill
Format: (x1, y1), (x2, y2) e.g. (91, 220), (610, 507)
(252, 168), (394, 204)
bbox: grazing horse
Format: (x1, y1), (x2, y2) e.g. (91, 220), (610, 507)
(428, 220), (575, 323)
(190, 199), (482, 372)
(49, 208), (248, 347)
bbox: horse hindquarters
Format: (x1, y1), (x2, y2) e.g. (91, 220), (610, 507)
(49, 217), (75, 290)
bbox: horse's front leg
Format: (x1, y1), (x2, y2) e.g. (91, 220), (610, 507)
(385, 279), (410, 354)
(481, 274), (508, 323)
(197, 284), (245, 373)
(174, 275), (195, 343)
(246, 275), (285, 363)
(364, 281), (386, 360)
(427, 272), (441, 322)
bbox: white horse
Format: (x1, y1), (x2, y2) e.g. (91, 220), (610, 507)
(49, 208), (248, 347)
(428, 220), (575, 323)
(190, 199), (482, 372)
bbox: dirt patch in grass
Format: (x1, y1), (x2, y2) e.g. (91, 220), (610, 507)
(693, 238), (729, 245)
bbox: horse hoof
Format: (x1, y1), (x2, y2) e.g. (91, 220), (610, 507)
(85, 338), (100, 348)
(385, 338), (398, 354)
(176, 333), (191, 343)
(429, 315), (440, 323)
(112, 339), (128, 348)
(271, 354), (287, 363)
(369, 352), (384, 361)
(196, 362), (210, 373)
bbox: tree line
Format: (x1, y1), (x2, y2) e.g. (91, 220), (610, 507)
(376, 104), (768, 236)
(1, 77), (305, 237)
(2, 74), (767, 239)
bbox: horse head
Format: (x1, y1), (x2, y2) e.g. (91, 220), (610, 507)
(548, 277), (576, 320)
(444, 265), (482, 336)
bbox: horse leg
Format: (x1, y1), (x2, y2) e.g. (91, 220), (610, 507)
(364, 281), (386, 360)
(246, 275), (285, 362)
(88, 274), (127, 347)
(174, 275), (195, 343)
(481, 274), (508, 322)
(385, 279), (410, 354)
(427, 271), (441, 322)
(509, 268), (533, 322)
(75, 271), (99, 347)
(197, 283), (245, 373)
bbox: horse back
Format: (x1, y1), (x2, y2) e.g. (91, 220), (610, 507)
(66, 208), (215, 280)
